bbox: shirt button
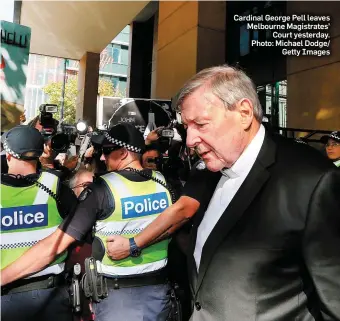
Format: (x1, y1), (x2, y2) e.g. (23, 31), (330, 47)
(195, 302), (201, 311)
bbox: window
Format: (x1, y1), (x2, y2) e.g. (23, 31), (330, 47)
(0, 0), (14, 22)
(239, 8), (261, 56)
(112, 46), (120, 63)
(252, 7), (259, 43)
(24, 54), (70, 119)
(240, 24), (250, 56)
(257, 80), (287, 128)
(111, 76), (119, 90)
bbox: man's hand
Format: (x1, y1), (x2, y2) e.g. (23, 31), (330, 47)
(84, 146), (94, 159)
(106, 235), (130, 260)
(19, 112), (26, 124)
(145, 128), (162, 145)
(39, 144), (55, 169)
(105, 196), (199, 259)
(63, 155), (79, 170)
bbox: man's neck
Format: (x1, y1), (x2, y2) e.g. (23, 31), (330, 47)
(8, 167), (37, 176)
(121, 160), (143, 171)
(243, 122), (261, 150)
(224, 121), (262, 169)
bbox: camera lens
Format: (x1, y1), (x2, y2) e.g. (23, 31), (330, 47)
(51, 133), (69, 153)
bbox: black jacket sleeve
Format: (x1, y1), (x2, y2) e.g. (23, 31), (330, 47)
(42, 168), (78, 218)
(57, 182), (78, 218)
(58, 178), (114, 241)
(303, 169), (340, 320)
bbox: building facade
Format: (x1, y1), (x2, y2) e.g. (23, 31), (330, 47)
(24, 25), (130, 120)
(127, 1), (339, 131)
(16, 1), (340, 130)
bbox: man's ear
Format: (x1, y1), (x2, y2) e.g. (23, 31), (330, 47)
(6, 153), (11, 162)
(237, 98), (254, 130)
(120, 148), (128, 160)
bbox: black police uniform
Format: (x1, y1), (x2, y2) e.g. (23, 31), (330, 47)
(1, 126), (78, 321)
(321, 131), (340, 167)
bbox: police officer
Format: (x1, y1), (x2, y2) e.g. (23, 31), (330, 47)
(1, 123), (173, 321)
(321, 131), (340, 167)
(1, 125), (77, 321)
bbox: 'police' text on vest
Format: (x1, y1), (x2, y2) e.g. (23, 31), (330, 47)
(121, 192), (169, 219)
(1, 204), (48, 231)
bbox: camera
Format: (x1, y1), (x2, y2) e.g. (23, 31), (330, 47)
(156, 127), (175, 139)
(158, 128), (175, 138)
(37, 103), (75, 153)
(40, 104), (58, 114)
(39, 104), (59, 133)
(155, 119), (179, 140)
(51, 124), (78, 153)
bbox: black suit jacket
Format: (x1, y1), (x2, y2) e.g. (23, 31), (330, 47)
(188, 132), (340, 321)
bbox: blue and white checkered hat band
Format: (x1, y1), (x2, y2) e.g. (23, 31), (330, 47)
(2, 140), (20, 159)
(330, 131), (340, 141)
(104, 132), (142, 153)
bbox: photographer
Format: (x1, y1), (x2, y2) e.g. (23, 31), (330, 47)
(142, 143), (162, 170)
(27, 106), (80, 179)
(145, 127), (185, 197)
(1, 125), (78, 321)
(143, 128), (195, 320)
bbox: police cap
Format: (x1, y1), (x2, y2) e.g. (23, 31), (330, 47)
(1, 125), (44, 160)
(91, 123), (145, 154)
(320, 131), (340, 144)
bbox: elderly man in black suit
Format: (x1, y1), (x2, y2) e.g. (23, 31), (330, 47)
(106, 65), (340, 321)
(178, 65), (340, 321)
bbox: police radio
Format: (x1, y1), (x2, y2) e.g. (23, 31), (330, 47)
(69, 263), (82, 314)
(82, 257), (108, 303)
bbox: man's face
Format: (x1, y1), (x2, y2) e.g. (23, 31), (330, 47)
(181, 86), (247, 171)
(326, 138), (340, 160)
(142, 150), (160, 170)
(100, 147), (123, 171)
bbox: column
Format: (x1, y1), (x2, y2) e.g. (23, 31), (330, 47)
(127, 18), (154, 98)
(76, 52), (100, 126)
(152, 1), (226, 99)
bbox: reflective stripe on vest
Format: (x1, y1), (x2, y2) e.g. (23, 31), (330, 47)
(0, 172), (67, 277)
(96, 171), (172, 276)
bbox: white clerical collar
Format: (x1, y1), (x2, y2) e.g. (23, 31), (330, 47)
(220, 167), (238, 179)
(221, 125), (265, 178)
(334, 159), (340, 167)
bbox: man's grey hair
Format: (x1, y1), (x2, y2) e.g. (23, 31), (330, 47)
(69, 165), (94, 189)
(176, 64), (263, 122)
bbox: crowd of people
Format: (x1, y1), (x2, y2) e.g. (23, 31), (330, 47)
(1, 64), (340, 321)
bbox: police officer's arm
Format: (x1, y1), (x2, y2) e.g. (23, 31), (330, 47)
(138, 196), (199, 243)
(107, 196), (199, 260)
(1, 183), (104, 286)
(106, 165), (210, 260)
(0, 228), (76, 286)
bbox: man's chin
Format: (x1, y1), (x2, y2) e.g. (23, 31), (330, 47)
(204, 160), (224, 172)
